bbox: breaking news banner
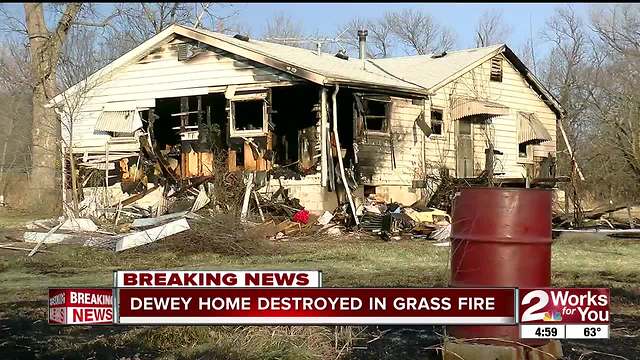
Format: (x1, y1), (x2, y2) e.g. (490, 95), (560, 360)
(113, 270), (322, 288)
(519, 288), (610, 340)
(48, 288), (114, 325)
(117, 287), (515, 325)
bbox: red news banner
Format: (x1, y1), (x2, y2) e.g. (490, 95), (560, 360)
(117, 287), (516, 325)
(48, 271), (608, 330)
(114, 270), (514, 325)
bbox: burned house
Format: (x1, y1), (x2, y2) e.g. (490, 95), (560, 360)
(52, 24), (563, 215)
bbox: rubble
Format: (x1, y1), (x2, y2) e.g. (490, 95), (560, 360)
(553, 203), (640, 237)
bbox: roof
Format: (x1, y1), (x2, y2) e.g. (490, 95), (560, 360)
(369, 44), (564, 117)
(52, 25), (563, 117)
(52, 24), (429, 104)
(184, 26), (429, 95)
(369, 44), (504, 90)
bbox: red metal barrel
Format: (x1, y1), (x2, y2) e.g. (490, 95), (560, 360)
(448, 187), (552, 344)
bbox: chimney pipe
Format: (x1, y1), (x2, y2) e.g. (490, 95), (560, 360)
(357, 29), (368, 60)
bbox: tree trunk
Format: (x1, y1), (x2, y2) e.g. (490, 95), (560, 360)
(29, 80), (62, 211)
(24, 3), (81, 213)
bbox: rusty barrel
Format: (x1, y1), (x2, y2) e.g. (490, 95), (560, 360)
(448, 187), (552, 344)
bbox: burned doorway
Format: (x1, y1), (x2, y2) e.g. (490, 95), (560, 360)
(271, 84), (321, 175)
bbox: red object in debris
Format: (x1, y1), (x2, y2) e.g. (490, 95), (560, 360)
(448, 187), (552, 346)
(292, 209), (310, 224)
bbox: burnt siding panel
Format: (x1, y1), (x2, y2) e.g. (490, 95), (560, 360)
(358, 97), (424, 185)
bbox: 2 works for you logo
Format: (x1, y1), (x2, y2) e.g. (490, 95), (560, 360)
(519, 288), (609, 324)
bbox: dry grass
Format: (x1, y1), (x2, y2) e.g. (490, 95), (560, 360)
(0, 210), (638, 359)
(46, 325), (340, 360)
(156, 215), (276, 257)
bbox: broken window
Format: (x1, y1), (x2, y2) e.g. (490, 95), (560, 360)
(490, 56), (503, 82)
(430, 109), (444, 135)
(230, 96), (267, 137)
(363, 99), (388, 132)
(519, 143), (528, 158)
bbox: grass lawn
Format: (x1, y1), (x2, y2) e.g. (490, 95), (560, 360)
(0, 214), (638, 359)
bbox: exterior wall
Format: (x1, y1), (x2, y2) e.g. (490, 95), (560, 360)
(426, 53), (558, 178)
(63, 37), (295, 153)
(357, 96), (426, 205)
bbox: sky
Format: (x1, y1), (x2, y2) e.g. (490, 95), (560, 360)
(2, 3), (593, 56)
(230, 3), (591, 50)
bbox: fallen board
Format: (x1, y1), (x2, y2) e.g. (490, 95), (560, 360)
(130, 211), (202, 228)
(116, 218), (190, 252)
(24, 232), (73, 244)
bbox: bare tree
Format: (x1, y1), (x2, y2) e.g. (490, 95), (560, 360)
(105, 3), (238, 57)
(0, 49), (32, 206)
(587, 4), (640, 188)
(262, 13), (305, 46)
(337, 14), (395, 58)
(474, 9), (512, 47)
(387, 9), (456, 55)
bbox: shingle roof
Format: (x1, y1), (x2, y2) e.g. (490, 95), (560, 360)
(184, 26), (430, 94)
(368, 44), (504, 91)
(54, 25), (562, 117)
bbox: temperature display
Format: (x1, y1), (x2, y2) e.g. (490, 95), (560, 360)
(566, 325), (609, 339)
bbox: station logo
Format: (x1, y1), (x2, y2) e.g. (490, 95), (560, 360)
(519, 288), (610, 324)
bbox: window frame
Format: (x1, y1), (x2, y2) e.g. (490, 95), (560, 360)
(362, 97), (391, 135)
(430, 108), (444, 137)
(229, 95), (268, 138)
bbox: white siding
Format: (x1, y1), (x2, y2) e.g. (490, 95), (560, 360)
(426, 53), (557, 178)
(64, 38), (295, 152)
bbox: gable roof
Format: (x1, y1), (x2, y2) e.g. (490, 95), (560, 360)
(369, 44), (504, 90)
(52, 24), (429, 105)
(182, 26), (430, 95)
(52, 24), (563, 117)
(369, 44), (564, 117)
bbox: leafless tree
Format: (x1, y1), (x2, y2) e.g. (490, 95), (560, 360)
(103, 3), (238, 57)
(540, 6), (590, 165)
(586, 4), (640, 193)
(387, 9), (456, 55)
(337, 14), (395, 58)
(262, 13), (305, 46)
(537, 5), (592, 219)
(0, 43), (32, 206)
(474, 9), (512, 47)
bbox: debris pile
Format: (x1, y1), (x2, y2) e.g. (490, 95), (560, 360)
(357, 193), (451, 243)
(553, 204), (640, 238)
